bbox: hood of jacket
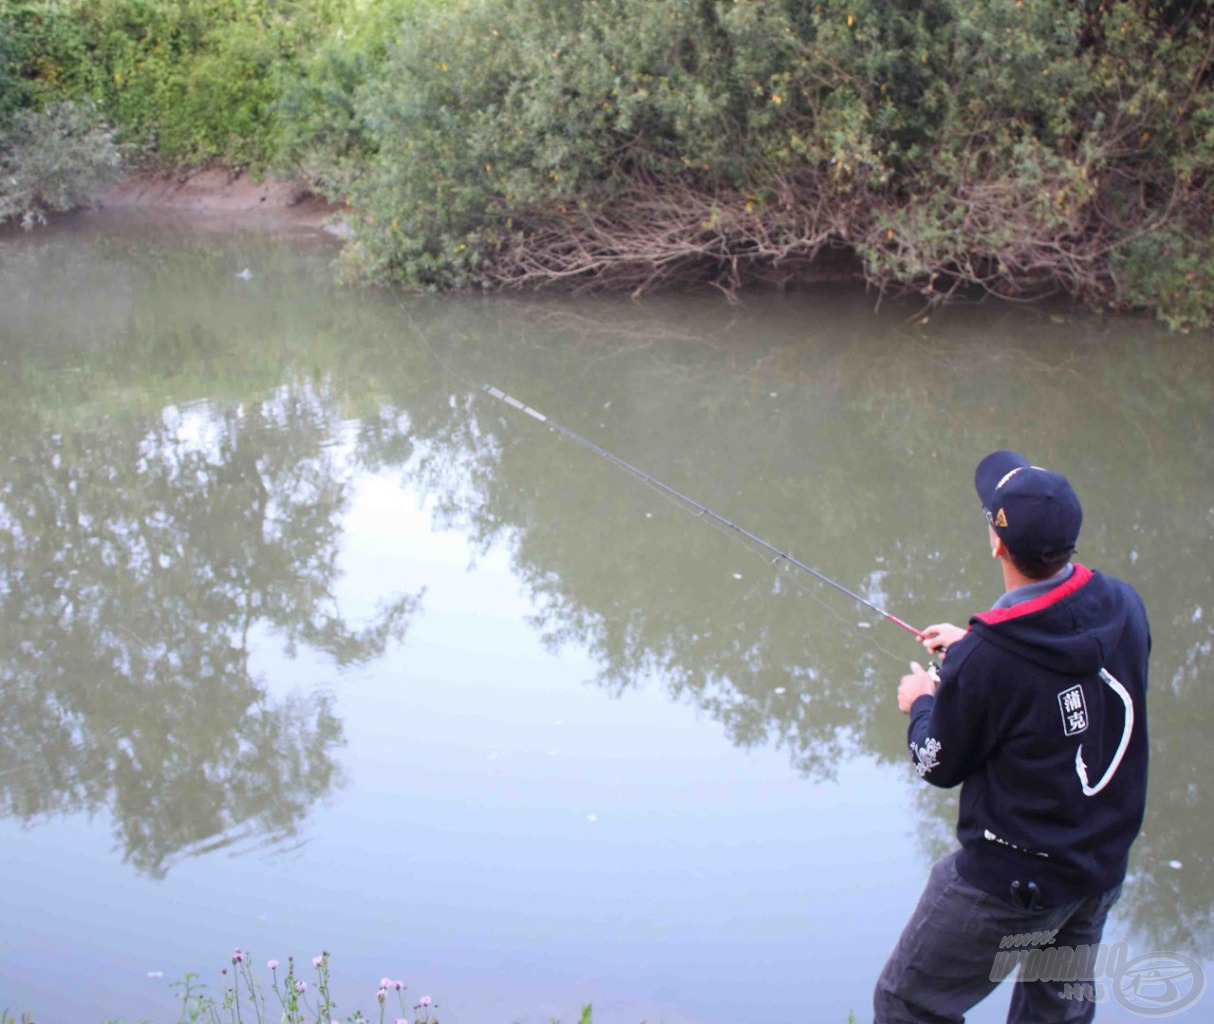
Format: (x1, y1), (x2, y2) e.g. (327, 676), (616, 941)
(966, 564), (1133, 676)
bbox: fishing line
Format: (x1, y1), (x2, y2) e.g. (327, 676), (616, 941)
(480, 382), (928, 643)
(673, 498), (912, 666)
(402, 306), (927, 660)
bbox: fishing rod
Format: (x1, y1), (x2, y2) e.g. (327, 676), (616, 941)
(482, 383), (928, 642)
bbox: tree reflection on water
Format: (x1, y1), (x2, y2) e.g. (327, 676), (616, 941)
(0, 388), (420, 878)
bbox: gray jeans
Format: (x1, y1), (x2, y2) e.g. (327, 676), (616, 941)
(874, 851), (1123, 1023)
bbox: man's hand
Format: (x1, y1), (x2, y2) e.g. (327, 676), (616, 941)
(920, 622), (967, 659)
(898, 661), (937, 713)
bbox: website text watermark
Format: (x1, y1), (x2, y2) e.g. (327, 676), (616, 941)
(990, 939), (1205, 1017)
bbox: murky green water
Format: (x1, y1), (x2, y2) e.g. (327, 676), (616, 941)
(1, 212), (1212, 1023)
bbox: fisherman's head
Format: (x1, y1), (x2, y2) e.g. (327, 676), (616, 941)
(975, 451), (1082, 580)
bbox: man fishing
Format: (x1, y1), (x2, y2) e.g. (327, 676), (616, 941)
(874, 451), (1150, 1024)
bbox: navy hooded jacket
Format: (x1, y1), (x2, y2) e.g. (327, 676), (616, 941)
(907, 564), (1150, 906)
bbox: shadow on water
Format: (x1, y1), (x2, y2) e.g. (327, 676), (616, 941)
(0, 222), (1211, 959)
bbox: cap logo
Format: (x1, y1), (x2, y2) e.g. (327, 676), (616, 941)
(994, 508), (1008, 528)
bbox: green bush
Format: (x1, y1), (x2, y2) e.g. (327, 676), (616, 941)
(343, 0), (1213, 327)
(0, 100), (125, 227)
(346, 0), (785, 287)
(0, 9), (33, 123)
(5, 0), (1210, 326)
(17, 0), (343, 168)
(275, 0), (420, 192)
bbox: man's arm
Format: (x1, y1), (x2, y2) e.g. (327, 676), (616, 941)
(898, 643), (995, 788)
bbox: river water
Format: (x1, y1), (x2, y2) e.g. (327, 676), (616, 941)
(1, 213), (1211, 1023)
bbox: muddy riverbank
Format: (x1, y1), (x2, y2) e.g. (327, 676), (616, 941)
(99, 166), (349, 235)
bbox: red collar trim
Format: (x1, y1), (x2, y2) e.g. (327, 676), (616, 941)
(973, 564), (1093, 625)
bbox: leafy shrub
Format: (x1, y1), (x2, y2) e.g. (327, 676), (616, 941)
(0, 100), (125, 227)
(0, 9), (34, 123)
(7, 0), (1211, 326)
(19, 0), (340, 168)
(275, 0), (420, 193)
(344, 0), (1213, 327)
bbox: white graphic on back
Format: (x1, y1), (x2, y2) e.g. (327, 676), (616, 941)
(1075, 668), (1134, 797)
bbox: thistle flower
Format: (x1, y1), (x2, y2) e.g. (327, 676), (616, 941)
(296, 980), (308, 993)
(381, 977), (393, 988)
(418, 996), (431, 1007)
(268, 960), (279, 971)
(232, 949), (244, 965)
(313, 955), (325, 969)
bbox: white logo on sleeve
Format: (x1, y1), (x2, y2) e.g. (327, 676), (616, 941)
(1073, 668), (1135, 798)
(911, 736), (942, 777)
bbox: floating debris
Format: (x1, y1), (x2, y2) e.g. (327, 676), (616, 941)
(732, 572), (743, 580)
(773, 687), (787, 695)
(1168, 859), (1184, 870)
(857, 621), (872, 629)
(234, 268), (253, 280)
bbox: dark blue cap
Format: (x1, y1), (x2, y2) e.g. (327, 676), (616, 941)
(974, 451), (1083, 561)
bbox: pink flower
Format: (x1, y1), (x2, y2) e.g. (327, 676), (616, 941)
(396, 1020), (409, 1024)
(296, 980), (308, 993)
(380, 977), (393, 988)
(418, 996), (431, 1007)
(313, 955), (325, 969)
(393, 980), (405, 991)
(231, 949), (244, 965)
(267, 960), (279, 971)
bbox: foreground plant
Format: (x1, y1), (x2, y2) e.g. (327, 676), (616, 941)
(170, 950), (435, 1024)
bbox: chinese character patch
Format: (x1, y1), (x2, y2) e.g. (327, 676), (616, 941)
(1057, 685), (1088, 737)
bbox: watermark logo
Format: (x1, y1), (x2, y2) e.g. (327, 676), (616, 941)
(1114, 950), (1205, 1017)
(990, 940), (1206, 1018)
